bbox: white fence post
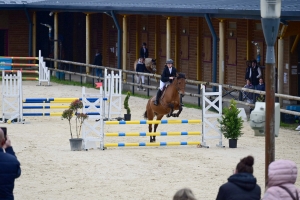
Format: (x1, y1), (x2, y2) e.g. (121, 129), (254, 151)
(1, 70), (23, 123)
(82, 86), (104, 150)
(38, 50), (51, 86)
(202, 85), (224, 148)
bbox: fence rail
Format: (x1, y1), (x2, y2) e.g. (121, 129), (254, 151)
(44, 58), (300, 117)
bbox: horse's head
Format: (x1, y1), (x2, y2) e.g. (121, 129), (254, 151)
(144, 58), (156, 74)
(174, 73), (186, 96)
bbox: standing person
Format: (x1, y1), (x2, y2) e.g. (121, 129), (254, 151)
(139, 42), (149, 59)
(173, 188), (197, 200)
(262, 159), (300, 200)
(245, 60), (252, 81)
(216, 155), (261, 200)
(154, 59), (177, 106)
(136, 58), (150, 91)
(93, 49), (103, 77)
(250, 60), (262, 89)
(256, 78), (265, 102)
(0, 128), (21, 199)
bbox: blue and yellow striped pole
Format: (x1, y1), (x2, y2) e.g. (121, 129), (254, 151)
(105, 119), (201, 125)
(105, 131), (201, 136)
(104, 141), (201, 147)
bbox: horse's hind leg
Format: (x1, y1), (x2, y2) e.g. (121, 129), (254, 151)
(146, 104), (155, 143)
(153, 114), (164, 142)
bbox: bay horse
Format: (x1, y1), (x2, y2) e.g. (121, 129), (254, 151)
(133, 58), (156, 74)
(143, 73), (186, 142)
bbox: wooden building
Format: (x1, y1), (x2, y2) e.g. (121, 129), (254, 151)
(1, 0), (300, 97)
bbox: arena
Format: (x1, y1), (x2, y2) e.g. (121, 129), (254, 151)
(1, 81), (300, 199)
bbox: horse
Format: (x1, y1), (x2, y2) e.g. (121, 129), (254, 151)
(143, 73), (186, 142)
(133, 58), (156, 74)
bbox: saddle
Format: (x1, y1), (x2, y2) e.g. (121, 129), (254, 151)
(152, 84), (169, 102)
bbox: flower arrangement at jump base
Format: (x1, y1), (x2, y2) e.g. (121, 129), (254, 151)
(62, 99), (88, 150)
(218, 99), (244, 148)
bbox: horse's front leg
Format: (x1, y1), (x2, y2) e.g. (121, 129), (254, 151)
(173, 104), (183, 117)
(166, 103), (174, 118)
(149, 124), (153, 143)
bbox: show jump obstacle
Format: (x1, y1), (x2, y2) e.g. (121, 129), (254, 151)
(0, 50), (50, 86)
(1, 67), (223, 149)
(81, 84), (223, 150)
(1, 68), (122, 122)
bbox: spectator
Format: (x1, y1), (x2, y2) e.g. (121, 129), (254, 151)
(136, 58), (150, 91)
(216, 155), (261, 200)
(173, 188), (197, 200)
(139, 42), (149, 59)
(0, 128), (21, 199)
(245, 60), (252, 81)
(93, 49), (103, 77)
(262, 159), (300, 200)
(243, 79), (254, 104)
(250, 60), (262, 89)
(256, 78), (265, 102)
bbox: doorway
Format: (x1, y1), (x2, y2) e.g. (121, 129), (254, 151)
(0, 30), (8, 56)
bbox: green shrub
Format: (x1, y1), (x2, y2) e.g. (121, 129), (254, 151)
(124, 91), (131, 114)
(218, 99), (244, 139)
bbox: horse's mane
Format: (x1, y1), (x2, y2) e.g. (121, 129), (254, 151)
(176, 73), (186, 79)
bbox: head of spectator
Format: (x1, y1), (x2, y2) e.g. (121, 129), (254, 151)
(252, 60), (257, 67)
(259, 78), (264, 85)
(142, 42), (147, 48)
(138, 57), (144, 64)
(246, 79), (252, 86)
(235, 155), (254, 174)
(173, 188), (197, 200)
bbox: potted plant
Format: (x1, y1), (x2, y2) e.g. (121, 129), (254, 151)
(218, 99), (244, 148)
(62, 99), (88, 151)
(124, 91), (131, 121)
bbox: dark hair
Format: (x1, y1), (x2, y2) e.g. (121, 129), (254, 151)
(236, 155), (254, 174)
(143, 42), (147, 46)
(252, 60), (257, 64)
(173, 188), (197, 200)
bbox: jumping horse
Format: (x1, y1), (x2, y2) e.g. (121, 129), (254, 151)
(143, 73), (186, 142)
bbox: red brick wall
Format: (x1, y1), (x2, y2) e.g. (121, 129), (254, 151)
(8, 11), (28, 57)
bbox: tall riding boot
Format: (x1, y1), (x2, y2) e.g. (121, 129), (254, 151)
(154, 90), (162, 106)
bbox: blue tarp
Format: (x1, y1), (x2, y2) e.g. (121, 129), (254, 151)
(0, 58), (12, 70)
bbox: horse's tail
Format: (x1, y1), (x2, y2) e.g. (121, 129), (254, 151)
(143, 110), (148, 119)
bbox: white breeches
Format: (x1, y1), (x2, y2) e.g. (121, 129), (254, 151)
(159, 80), (169, 90)
(136, 75), (145, 84)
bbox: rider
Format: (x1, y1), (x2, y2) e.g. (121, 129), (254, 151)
(154, 59), (177, 106)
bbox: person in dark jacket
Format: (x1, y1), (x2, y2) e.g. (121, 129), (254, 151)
(245, 60), (252, 81)
(154, 59), (177, 106)
(216, 155), (261, 200)
(255, 78), (265, 102)
(0, 128), (21, 200)
(250, 60), (262, 89)
(136, 58), (150, 91)
(139, 42), (149, 59)
(93, 49), (103, 77)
